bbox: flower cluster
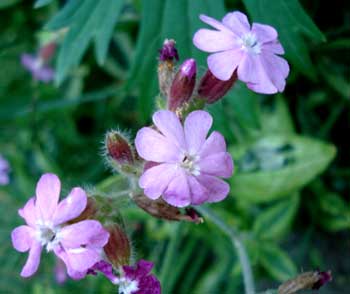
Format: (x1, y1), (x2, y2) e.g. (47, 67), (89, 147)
(9, 9), (308, 294)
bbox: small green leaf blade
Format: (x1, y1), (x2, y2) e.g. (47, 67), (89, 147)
(253, 194), (300, 240)
(94, 0), (125, 65)
(260, 243), (298, 281)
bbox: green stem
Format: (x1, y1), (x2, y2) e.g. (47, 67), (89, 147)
(196, 206), (256, 294)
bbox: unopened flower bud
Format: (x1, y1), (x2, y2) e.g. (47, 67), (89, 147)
(168, 59), (196, 111)
(278, 270), (332, 294)
(104, 224), (131, 267)
(158, 39), (179, 62)
(158, 39), (179, 97)
(105, 131), (138, 175)
(197, 69), (237, 104)
(132, 193), (203, 224)
(39, 42), (56, 61)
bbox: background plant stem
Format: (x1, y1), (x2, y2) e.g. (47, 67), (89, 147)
(196, 205), (256, 294)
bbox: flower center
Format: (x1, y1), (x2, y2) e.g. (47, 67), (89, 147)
(35, 221), (60, 251)
(240, 33), (261, 54)
(118, 277), (139, 294)
(180, 153), (200, 176)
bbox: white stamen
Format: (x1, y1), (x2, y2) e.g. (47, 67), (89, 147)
(118, 277), (139, 294)
(180, 152), (200, 176)
(35, 220), (60, 252)
(239, 33), (261, 54)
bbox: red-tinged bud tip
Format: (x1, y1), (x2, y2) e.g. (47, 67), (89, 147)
(105, 131), (134, 165)
(198, 69), (237, 104)
(168, 59), (197, 111)
(104, 224), (131, 267)
(180, 58), (196, 78)
(159, 39), (179, 62)
(313, 271), (332, 290)
(39, 42), (56, 61)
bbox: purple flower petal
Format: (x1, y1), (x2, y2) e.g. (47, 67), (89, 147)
(198, 131), (226, 158)
(163, 170), (191, 207)
(18, 197), (37, 227)
(139, 163), (177, 200)
(222, 11), (251, 35)
(199, 152), (234, 178)
(53, 187), (87, 225)
(11, 225), (34, 252)
(193, 29), (236, 53)
(59, 220), (109, 249)
(262, 40), (285, 54)
(199, 14), (232, 33)
(135, 127), (182, 163)
(20, 241), (42, 278)
(197, 175), (230, 203)
(207, 49), (242, 81)
(65, 247), (102, 272)
(34, 66), (54, 83)
(184, 110), (213, 154)
(35, 173), (61, 221)
(88, 260), (119, 283)
(252, 23), (278, 43)
(187, 175), (209, 205)
(21, 54), (38, 72)
(152, 110), (186, 150)
(54, 247), (87, 280)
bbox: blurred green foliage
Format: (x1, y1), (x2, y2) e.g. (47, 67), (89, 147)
(0, 0), (349, 293)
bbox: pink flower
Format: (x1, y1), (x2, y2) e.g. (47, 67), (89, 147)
(88, 260), (161, 294)
(21, 53), (54, 82)
(0, 154), (10, 185)
(193, 11), (289, 94)
(135, 110), (233, 207)
(120, 260), (161, 294)
(11, 173), (110, 278)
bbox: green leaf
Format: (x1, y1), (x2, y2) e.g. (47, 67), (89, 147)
(253, 194), (300, 240)
(0, 0), (21, 9)
(315, 192), (350, 231)
(261, 95), (295, 134)
(127, 0), (225, 123)
(225, 82), (261, 131)
(94, 0), (124, 65)
(243, 0), (326, 80)
(34, 0), (53, 8)
(260, 243), (298, 281)
(230, 135), (336, 203)
(46, 0), (125, 84)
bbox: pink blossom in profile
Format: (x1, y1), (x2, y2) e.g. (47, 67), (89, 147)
(193, 11), (289, 94)
(88, 260), (161, 294)
(21, 54), (54, 82)
(11, 173), (109, 279)
(0, 154), (10, 185)
(135, 110), (233, 207)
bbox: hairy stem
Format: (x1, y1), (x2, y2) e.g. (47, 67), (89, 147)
(196, 206), (256, 294)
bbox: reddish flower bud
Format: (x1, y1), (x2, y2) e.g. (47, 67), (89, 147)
(168, 59), (196, 111)
(39, 42), (56, 61)
(105, 130), (134, 166)
(278, 270), (332, 294)
(104, 224), (131, 267)
(158, 39), (179, 62)
(132, 193), (203, 224)
(158, 39), (179, 97)
(197, 69), (237, 104)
